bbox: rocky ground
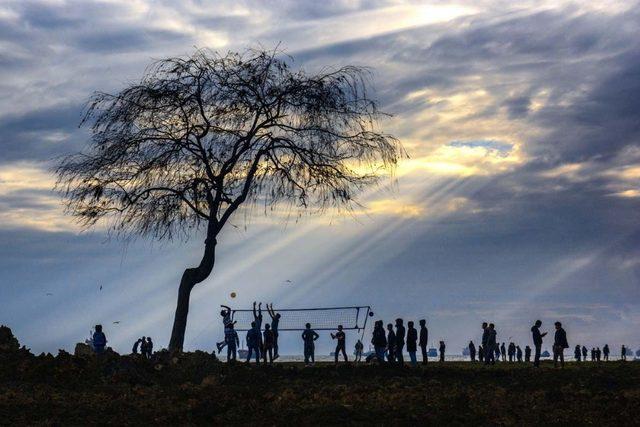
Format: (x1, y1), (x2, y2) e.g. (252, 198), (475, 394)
(1, 326), (639, 425)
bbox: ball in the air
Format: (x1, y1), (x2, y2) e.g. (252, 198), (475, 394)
(369, 311), (374, 317)
(230, 292), (237, 298)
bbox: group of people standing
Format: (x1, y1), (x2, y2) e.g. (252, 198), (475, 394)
(371, 318), (431, 366)
(132, 336), (154, 359)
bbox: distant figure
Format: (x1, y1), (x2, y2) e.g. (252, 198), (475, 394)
(478, 344), (485, 363)
(267, 303), (281, 360)
(225, 323), (239, 362)
(500, 343), (507, 362)
(140, 336), (148, 357)
(406, 321), (418, 367)
(553, 321), (568, 368)
(531, 320), (547, 367)
(395, 319), (406, 365)
(591, 348), (596, 362)
(508, 342), (516, 362)
(216, 304), (235, 353)
(253, 302), (264, 348)
(331, 325), (348, 363)
(481, 322), (490, 365)
(596, 347), (601, 362)
(582, 346), (588, 361)
(439, 341), (446, 362)
(132, 338), (142, 355)
(93, 325), (107, 354)
(302, 323), (319, 366)
(603, 344), (610, 361)
(494, 346), (501, 361)
(516, 345), (523, 362)
(386, 323), (396, 363)
(419, 319), (429, 364)
(487, 323), (497, 365)
(469, 341), (476, 362)
(621, 345), (627, 361)
(372, 320), (387, 363)
(574, 345), (581, 361)
(355, 339), (364, 363)
(524, 345), (531, 362)
(245, 321), (261, 364)
(263, 323), (275, 363)
(146, 337), (153, 358)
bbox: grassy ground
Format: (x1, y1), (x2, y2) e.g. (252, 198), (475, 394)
(1, 348), (639, 426)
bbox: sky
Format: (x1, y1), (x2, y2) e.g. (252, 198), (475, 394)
(0, 0), (639, 356)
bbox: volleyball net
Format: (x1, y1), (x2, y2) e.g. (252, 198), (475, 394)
(231, 306), (371, 331)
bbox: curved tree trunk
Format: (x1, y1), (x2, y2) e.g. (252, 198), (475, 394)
(168, 227), (218, 352)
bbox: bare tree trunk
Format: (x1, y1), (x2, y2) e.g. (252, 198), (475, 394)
(168, 229), (217, 352)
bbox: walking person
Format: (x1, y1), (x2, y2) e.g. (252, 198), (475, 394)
(469, 341), (476, 362)
(302, 323), (319, 366)
(439, 341), (446, 362)
(531, 320), (547, 367)
(225, 323), (240, 362)
(406, 321), (418, 367)
(372, 320), (387, 364)
(331, 325), (348, 364)
(553, 321), (568, 368)
(386, 323), (396, 363)
(395, 319), (406, 365)
(419, 319), (429, 364)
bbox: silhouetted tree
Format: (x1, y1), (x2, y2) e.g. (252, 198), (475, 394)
(55, 48), (402, 351)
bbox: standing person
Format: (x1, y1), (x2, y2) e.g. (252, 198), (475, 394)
(591, 348), (596, 362)
(216, 304), (235, 353)
(302, 323), (319, 366)
(419, 319), (429, 364)
(553, 321), (568, 368)
(395, 319), (406, 365)
(596, 347), (601, 362)
(331, 325), (348, 364)
(354, 340), (364, 363)
(262, 323), (275, 364)
(267, 304), (281, 360)
(500, 343), (507, 362)
(469, 341), (476, 362)
(603, 344), (609, 361)
(487, 324), (497, 365)
(372, 320), (387, 364)
(517, 346), (523, 362)
(481, 322), (490, 365)
(574, 345), (582, 361)
(439, 341), (446, 362)
(478, 345), (484, 363)
(406, 321), (418, 367)
(494, 346), (501, 361)
(225, 323), (240, 362)
(531, 320), (547, 367)
(621, 345), (627, 361)
(245, 321), (261, 364)
(386, 323), (396, 363)
(146, 337), (153, 359)
(132, 338), (142, 355)
(93, 325), (107, 354)
(508, 342), (516, 362)
(525, 345), (532, 362)
(140, 336), (148, 358)
(582, 346), (588, 361)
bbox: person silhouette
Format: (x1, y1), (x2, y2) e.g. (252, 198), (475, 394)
(132, 338), (142, 355)
(355, 339), (364, 363)
(419, 319), (429, 364)
(216, 304), (235, 353)
(263, 323), (275, 364)
(395, 319), (406, 365)
(552, 321), (568, 368)
(582, 345), (588, 361)
(245, 321), (261, 364)
(478, 344), (484, 363)
(516, 345), (522, 362)
(371, 320), (387, 363)
(525, 345), (531, 362)
(331, 324), (348, 364)
(302, 323), (319, 366)
(146, 337), (153, 359)
(596, 347), (601, 362)
(481, 322), (490, 365)
(531, 320), (547, 367)
(591, 347), (596, 362)
(386, 323), (396, 363)
(225, 323), (239, 362)
(267, 304), (281, 360)
(487, 323), (497, 365)
(574, 345), (581, 362)
(500, 342), (507, 362)
(508, 342), (515, 362)
(603, 344), (609, 361)
(621, 345), (627, 361)
(92, 325), (107, 354)
(406, 321), (418, 367)
(469, 340), (476, 362)
(140, 336), (148, 358)
(439, 341), (446, 362)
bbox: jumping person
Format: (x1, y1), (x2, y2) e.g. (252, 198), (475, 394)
(531, 320), (547, 367)
(267, 303), (281, 360)
(469, 341), (476, 362)
(331, 325), (348, 363)
(395, 319), (406, 365)
(93, 325), (107, 354)
(246, 321), (261, 364)
(419, 319), (429, 364)
(386, 323), (396, 363)
(553, 321), (568, 368)
(226, 323), (240, 362)
(406, 321), (418, 367)
(302, 323), (319, 366)
(262, 323), (275, 363)
(439, 341), (446, 362)
(216, 304), (236, 353)
(372, 321), (387, 363)
(355, 339), (364, 363)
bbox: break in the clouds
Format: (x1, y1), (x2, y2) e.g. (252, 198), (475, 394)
(0, 0), (639, 354)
